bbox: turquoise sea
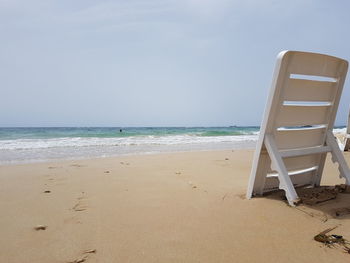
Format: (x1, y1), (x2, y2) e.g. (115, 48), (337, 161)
(0, 126), (345, 164)
(0, 127), (259, 140)
(0, 127), (259, 164)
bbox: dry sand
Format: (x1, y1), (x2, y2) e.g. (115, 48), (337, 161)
(1, 150), (350, 262)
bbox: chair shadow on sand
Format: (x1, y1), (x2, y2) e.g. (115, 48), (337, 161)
(263, 185), (350, 222)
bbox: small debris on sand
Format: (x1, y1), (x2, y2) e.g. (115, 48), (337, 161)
(225, 158), (229, 160)
(34, 225), (47, 231)
(314, 226), (350, 253)
(175, 172), (181, 175)
(314, 226), (338, 244)
(104, 171), (110, 173)
(43, 190), (51, 193)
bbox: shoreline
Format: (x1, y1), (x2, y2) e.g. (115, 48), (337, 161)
(0, 141), (257, 166)
(1, 149), (350, 262)
(0, 126), (346, 165)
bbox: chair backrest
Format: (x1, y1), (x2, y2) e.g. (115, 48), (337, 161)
(247, 51), (349, 200)
(264, 51), (347, 145)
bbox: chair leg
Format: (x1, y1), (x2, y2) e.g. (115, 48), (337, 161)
(312, 153), (327, 187)
(265, 135), (300, 206)
(326, 131), (350, 184)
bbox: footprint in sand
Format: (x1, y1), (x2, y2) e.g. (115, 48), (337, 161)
(188, 181), (198, 189)
(175, 172), (200, 189)
(72, 192), (88, 212)
(45, 174), (66, 186)
(48, 166), (62, 169)
(213, 159), (231, 167)
(68, 249), (96, 263)
(44, 174), (54, 181)
(64, 215), (82, 224)
(236, 193), (246, 200)
(70, 164), (86, 168)
(43, 175), (55, 192)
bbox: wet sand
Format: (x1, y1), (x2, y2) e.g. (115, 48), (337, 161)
(1, 149), (350, 262)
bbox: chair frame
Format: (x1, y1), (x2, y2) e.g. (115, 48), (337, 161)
(246, 51), (350, 206)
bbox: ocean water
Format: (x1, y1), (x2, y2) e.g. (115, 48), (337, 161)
(0, 127), (259, 164)
(0, 126), (346, 165)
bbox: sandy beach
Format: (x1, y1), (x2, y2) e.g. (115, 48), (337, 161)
(1, 149), (350, 262)
(2, 0), (350, 262)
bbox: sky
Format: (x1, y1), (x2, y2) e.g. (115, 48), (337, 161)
(1, 0), (350, 127)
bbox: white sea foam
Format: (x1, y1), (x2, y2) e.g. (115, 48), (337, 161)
(0, 133), (258, 164)
(333, 127), (346, 134)
(0, 134), (258, 151)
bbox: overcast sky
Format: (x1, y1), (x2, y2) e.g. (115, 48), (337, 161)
(1, 0), (350, 127)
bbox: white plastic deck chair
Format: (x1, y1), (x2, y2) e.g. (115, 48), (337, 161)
(247, 50), (350, 206)
(344, 112), (350, 151)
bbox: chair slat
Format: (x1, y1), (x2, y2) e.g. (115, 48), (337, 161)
(269, 154), (319, 173)
(283, 155), (319, 172)
(287, 51), (344, 77)
(284, 78), (336, 102)
(264, 171), (314, 192)
(276, 105), (330, 127)
(280, 145), (331, 158)
(275, 128), (326, 150)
